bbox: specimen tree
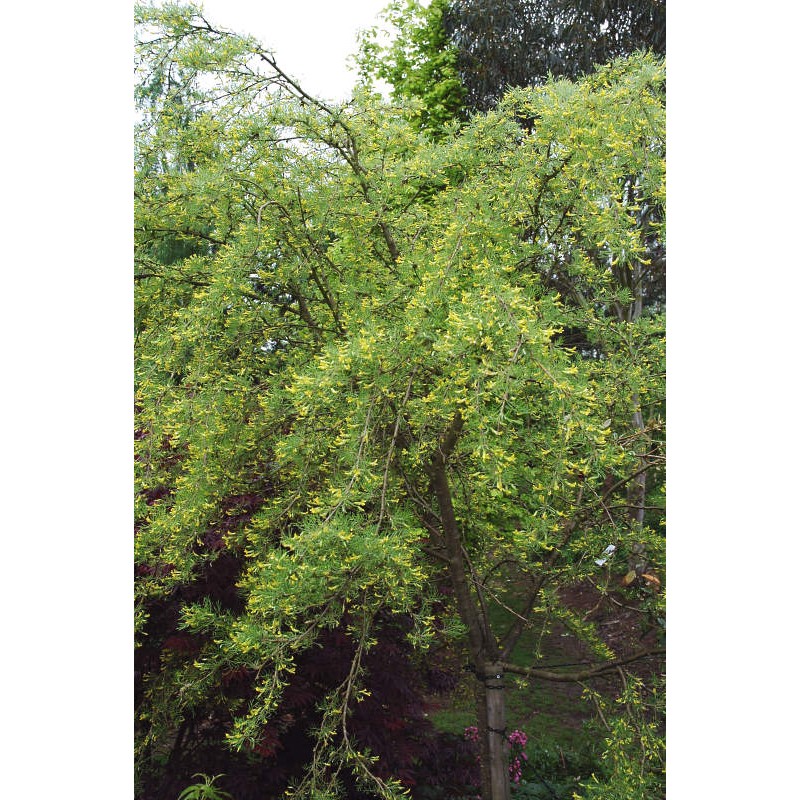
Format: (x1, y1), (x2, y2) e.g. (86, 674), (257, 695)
(135, 5), (665, 799)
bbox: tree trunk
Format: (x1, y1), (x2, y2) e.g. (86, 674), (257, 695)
(483, 664), (510, 800)
(429, 416), (510, 799)
(619, 257), (649, 557)
(475, 678), (492, 799)
(629, 399), (647, 529)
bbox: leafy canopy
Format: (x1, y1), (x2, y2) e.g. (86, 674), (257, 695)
(135, 5), (665, 796)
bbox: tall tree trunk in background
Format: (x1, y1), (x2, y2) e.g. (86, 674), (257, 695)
(630, 399), (647, 528)
(623, 256), (650, 568)
(628, 257), (647, 532)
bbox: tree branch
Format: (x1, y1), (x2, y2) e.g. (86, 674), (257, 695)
(501, 647), (664, 683)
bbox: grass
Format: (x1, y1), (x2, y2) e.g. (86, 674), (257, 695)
(427, 587), (603, 786)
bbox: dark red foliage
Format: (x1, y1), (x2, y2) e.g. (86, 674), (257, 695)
(220, 666), (254, 692)
(162, 634), (203, 656)
(135, 470), (478, 799)
(180, 551), (246, 612)
(136, 599), (478, 800)
(135, 562), (175, 579)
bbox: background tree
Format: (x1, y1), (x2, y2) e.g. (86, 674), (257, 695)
(442, 0), (665, 112)
(355, 0), (467, 137)
(358, 0), (665, 120)
(135, 6), (665, 799)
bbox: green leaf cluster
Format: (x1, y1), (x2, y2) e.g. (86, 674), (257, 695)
(355, 0), (467, 136)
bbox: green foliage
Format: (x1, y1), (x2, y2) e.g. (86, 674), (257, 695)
(177, 773), (233, 800)
(135, 6), (665, 795)
(574, 679), (665, 800)
(357, 1), (666, 127)
(514, 781), (573, 800)
(355, 0), (466, 136)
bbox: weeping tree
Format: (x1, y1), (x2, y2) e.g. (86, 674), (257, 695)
(135, 5), (665, 799)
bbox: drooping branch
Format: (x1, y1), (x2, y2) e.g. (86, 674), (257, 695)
(292, 188), (346, 336)
(134, 225), (227, 246)
(287, 281), (324, 344)
(501, 646), (664, 683)
(377, 368), (417, 531)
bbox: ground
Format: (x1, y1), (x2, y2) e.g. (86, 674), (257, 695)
(423, 578), (664, 790)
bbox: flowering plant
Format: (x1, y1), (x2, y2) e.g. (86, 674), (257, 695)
(507, 729), (529, 784)
(463, 726), (529, 784)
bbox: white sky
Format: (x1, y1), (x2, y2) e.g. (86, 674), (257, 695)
(198, 0), (396, 102)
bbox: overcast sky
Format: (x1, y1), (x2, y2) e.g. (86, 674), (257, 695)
(198, 0), (397, 102)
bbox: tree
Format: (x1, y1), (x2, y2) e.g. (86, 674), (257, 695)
(358, 0), (665, 120)
(442, 0), (666, 112)
(135, 6), (665, 799)
(355, 0), (467, 137)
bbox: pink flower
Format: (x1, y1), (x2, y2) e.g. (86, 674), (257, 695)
(464, 725), (480, 743)
(507, 729), (528, 782)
